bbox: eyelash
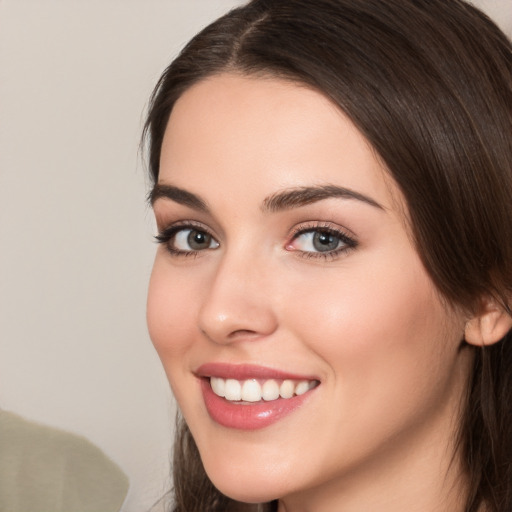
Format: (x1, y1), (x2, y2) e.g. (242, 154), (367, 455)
(154, 221), (358, 260)
(155, 221), (214, 258)
(287, 222), (358, 261)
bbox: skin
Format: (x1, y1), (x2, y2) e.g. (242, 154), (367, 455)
(147, 73), (476, 512)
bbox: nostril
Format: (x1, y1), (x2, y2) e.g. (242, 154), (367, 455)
(197, 287), (279, 344)
(228, 329), (259, 339)
(200, 326), (266, 344)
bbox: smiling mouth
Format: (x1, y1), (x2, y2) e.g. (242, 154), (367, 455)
(209, 377), (319, 403)
(197, 364), (320, 429)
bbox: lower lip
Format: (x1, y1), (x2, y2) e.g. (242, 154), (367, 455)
(200, 378), (315, 430)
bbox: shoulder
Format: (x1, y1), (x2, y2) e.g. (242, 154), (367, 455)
(0, 410), (129, 512)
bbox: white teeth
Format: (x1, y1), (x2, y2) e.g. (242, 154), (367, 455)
(210, 377), (318, 402)
(210, 377), (225, 397)
(262, 379), (280, 401)
(224, 379), (242, 401)
(295, 380), (310, 396)
(279, 379), (295, 399)
(241, 379), (262, 402)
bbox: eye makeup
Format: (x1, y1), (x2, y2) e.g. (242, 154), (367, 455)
(155, 219), (358, 261)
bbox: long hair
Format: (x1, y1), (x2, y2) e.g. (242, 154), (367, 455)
(143, 1), (512, 510)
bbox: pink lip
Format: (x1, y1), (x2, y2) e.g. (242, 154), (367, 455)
(195, 362), (317, 381)
(196, 363), (319, 431)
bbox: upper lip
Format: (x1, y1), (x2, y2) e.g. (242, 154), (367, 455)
(195, 362), (318, 381)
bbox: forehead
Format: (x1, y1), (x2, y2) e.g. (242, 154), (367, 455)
(159, 73), (403, 214)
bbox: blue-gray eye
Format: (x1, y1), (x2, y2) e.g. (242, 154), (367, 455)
(174, 228), (219, 251)
(292, 230), (346, 253)
(312, 231), (340, 252)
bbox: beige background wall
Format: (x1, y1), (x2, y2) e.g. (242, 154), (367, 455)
(0, 1), (510, 511)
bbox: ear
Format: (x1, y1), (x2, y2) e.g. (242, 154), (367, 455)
(464, 297), (512, 347)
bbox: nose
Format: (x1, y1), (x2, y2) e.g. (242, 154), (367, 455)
(198, 252), (278, 344)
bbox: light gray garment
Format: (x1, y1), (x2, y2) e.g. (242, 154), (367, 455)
(0, 410), (128, 512)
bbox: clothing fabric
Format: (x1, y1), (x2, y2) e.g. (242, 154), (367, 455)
(0, 410), (128, 512)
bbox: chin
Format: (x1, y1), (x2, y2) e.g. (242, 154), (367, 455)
(201, 458), (284, 504)
(208, 479), (276, 504)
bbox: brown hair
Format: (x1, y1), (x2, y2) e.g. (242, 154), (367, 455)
(143, 1), (512, 510)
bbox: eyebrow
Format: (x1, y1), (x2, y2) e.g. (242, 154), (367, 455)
(149, 183), (384, 213)
(149, 183), (209, 212)
(262, 184), (384, 212)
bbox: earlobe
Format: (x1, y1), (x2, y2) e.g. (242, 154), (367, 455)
(464, 298), (512, 347)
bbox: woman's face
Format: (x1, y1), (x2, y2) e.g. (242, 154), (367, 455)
(147, 74), (472, 509)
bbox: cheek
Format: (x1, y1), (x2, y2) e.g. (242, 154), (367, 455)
(288, 255), (429, 341)
(285, 250), (461, 400)
(146, 258), (199, 362)
(278, 256), (467, 469)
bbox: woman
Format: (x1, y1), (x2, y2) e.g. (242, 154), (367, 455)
(143, 0), (512, 511)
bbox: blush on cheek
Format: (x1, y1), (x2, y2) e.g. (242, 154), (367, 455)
(147, 278), (196, 359)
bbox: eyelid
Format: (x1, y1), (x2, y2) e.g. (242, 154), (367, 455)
(155, 219), (212, 239)
(157, 219), (209, 236)
(286, 221), (358, 260)
(288, 221), (356, 240)
(155, 220), (219, 256)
